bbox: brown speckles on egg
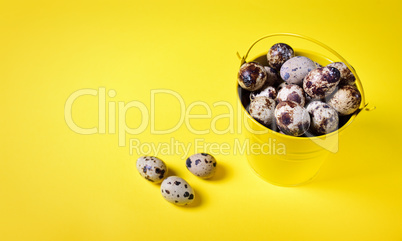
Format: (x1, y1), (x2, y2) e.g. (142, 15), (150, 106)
(249, 96), (276, 126)
(281, 112), (292, 125)
(161, 176), (195, 205)
(327, 62), (356, 86)
(288, 92), (301, 104)
(277, 81), (288, 92)
(274, 101), (310, 136)
(186, 153), (217, 179)
(267, 43), (294, 70)
(276, 84), (306, 106)
(250, 85), (277, 101)
(303, 67), (341, 99)
(263, 66), (279, 87)
(136, 156), (168, 183)
(328, 85), (361, 115)
(306, 101), (339, 135)
(238, 62), (267, 91)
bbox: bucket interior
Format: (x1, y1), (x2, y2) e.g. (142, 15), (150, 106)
(238, 50), (357, 138)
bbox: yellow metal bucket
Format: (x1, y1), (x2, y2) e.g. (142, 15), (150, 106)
(237, 33), (373, 186)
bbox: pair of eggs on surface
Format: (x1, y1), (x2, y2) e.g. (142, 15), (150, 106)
(136, 153), (217, 205)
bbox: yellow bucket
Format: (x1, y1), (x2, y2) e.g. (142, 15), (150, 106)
(237, 33), (373, 186)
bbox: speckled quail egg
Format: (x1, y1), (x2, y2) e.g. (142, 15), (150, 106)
(306, 101), (339, 135)
(186, 153), (217, 179)
(250, 85), (277, 100)
(276, 84), (306, 107)
(161, 176), (194, 205)
(280, 56), (316, 85)
(303, 67), (341, 99)
(274, 101), (310, 136)
(263, 66), (279, 87)
(238, 62), (267, 91)
(277, 81), (288, 91)
(328, 85), (361, 115)
(267, 43), (295, 70)
(249, 96), (276, 126)
(326, 62), (356, 86)
(136, 156), (168, 183)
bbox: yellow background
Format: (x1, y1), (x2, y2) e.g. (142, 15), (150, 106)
(1, 0), (401, 240)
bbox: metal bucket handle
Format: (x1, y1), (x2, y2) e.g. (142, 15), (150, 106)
(237, 33), (375, 114)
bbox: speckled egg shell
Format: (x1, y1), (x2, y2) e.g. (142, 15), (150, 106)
(263, 66), (279, 87)
(136, 156), (168, 183)
(238, 62), (267, 91)
(326, 62), (356, 86)
(267, 43), (295, 70)
(306, 101), (339, 135)
(277, 81), (288, 91)
(186, 153), (217, 179)
(250, 86), (277, 101)
(276, 84), (306, 107)
(161, 176), (194, 205)
(274, 101), (310, 136)
(249, 96), (276, 126)
(303, 67), (341, 99)
(328, 85), (361, 115)
(280, 56), (316, 85)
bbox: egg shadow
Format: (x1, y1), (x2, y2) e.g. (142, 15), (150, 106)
(208, 162), (227, 181)
(185, 188), (202, 208)
(252, 54), (269, 66)
(167, 168), (178, 177)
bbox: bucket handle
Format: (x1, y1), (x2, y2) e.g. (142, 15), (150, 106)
(236, 33), (375, 115)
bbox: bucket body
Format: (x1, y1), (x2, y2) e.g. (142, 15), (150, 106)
(237, 33), (367, 186)
(240, 103), (339, 186)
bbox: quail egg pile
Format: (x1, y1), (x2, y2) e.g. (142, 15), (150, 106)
(238, 43), (362, 137)
(136, 153), (217, 206)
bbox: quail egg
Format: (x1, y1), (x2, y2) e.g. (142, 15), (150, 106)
(264, 66), (279, 87)
(238, 62), (267, 91)
(250, 85), (277, 100)
(267, 43), (295, 70)
(303, 66), (341, 99)
(186, 153), (217, 179)
(161, 176), (194, 205)
(277, 81), (288, 91)
(276, 84), (306, 107)
(326, 62), (356, 86)
(249, 96), (276, 126)
(328, 85), (361, 115)
(136, 156), (168, 183)
(306, 101), (339, 135)
(274, 101), (310, 136)
(280, 56), (316, 85)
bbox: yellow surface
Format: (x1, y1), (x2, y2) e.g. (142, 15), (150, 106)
(1, 0), (401, 240)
